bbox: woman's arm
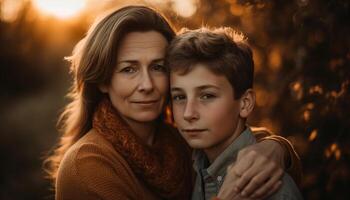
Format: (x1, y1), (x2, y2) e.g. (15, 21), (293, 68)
(56, 143), (137, 200)
(217, 127), (302, 200)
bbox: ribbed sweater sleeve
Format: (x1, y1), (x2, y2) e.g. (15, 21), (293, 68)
(56, 141), (139, 200)
(251, 127), (302, 185)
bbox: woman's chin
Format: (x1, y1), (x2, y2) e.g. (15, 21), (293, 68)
(128, 112), (161, 123)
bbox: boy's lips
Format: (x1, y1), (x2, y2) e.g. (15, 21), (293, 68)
(182, 129), (206, 131)
(181, 129), (207, 135)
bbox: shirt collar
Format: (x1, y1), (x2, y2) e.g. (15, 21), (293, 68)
(193, 126), (256, 178)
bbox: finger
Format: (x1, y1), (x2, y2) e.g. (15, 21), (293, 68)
(226, 163), (234, 172)
(239, 166), (277, 197)
(218, 164), (242, 200)
(224, 163), (241, 193)
(234, 163), (259, 195)
(227, 161), (254, 192)
(249, 169), (284, 198)
(234, 153), (269, 193)
(234, 150), (255, 177)
(241, 162), (282, 196)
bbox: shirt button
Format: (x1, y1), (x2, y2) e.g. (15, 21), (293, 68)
(217, 176), (223, 182)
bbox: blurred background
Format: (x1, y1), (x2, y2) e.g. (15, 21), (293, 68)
(0, 0), (349, 199)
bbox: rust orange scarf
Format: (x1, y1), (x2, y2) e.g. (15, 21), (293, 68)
(92, 98), (193, 199)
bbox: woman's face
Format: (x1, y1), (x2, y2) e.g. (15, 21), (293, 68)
(101, 31), (169, 123)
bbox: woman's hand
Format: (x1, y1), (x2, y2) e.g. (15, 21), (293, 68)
(217, 169), (262, 200)
(218, 139), (285, 199)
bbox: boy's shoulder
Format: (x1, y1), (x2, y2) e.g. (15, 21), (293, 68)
(268, 173), (303, 200)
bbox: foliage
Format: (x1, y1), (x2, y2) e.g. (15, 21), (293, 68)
(0, 0), (348, 199)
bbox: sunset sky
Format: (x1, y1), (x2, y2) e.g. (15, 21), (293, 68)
(1, 0), (199, 22)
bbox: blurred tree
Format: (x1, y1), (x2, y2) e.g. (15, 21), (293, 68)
(1, 0), (348, 199)
(0, 1), (46, 98)
(0, 1), (86, 199)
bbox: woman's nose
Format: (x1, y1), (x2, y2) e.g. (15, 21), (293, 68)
(137, 70), (154, 93)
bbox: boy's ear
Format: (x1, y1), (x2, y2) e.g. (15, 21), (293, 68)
(239, 89), (255, 118)
(98, 84), (108, 93)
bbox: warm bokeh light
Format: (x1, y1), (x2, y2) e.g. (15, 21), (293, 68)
(335, 149), (341, 160)
(230, 3), (244, 16)
(0, 0), (24, 22)
(32, 0), (86, 19)
(293, 82), (301, 91)
(331, 143), (338, 152)
(308, 129), (318, 142)
(165, 106), (173, 124)
(325, 143), (342, 160)
(309, 85), (323, 95)
(303, 110), (311, 121)
(172, 0), (198, 18)
(255, 87), (269, 107)
(290, 81), (304, 100)
(306, 103), (315, 110)
(269, 47), (282, 71)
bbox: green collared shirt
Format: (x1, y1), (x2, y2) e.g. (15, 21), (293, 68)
(191, 127), (303, 200)
(192, 127), (256, 200)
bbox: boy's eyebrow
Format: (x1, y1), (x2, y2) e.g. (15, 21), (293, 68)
(196, 85), (220, 90)
(170, 85), (220, 92)
(117, 58), (164, 65)
(170, 87), (183, 92)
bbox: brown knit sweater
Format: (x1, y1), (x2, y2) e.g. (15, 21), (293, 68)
(56, 127), (194, 200)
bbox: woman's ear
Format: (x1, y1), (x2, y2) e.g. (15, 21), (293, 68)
(98, 84), (108, 93)
(239, 89), (256, 118)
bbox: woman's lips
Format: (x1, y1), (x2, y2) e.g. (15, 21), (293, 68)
(131, 100), (158, 104)
(130, 100), (159, 107)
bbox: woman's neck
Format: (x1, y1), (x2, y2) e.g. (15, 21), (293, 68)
(121, 116), (156, 146)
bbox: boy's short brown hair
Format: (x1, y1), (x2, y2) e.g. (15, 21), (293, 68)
(166, 27), (254, 99)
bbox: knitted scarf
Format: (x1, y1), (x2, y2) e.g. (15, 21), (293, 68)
(92, 98), (192, 199)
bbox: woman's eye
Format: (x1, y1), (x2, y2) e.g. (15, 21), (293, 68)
(120, 67), (137, 73)
(151, 64), (167, 72)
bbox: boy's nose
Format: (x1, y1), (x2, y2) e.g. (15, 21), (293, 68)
(183, 101), (199, 122)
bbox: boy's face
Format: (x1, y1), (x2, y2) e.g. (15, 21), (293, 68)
(170, 63), (243, 153)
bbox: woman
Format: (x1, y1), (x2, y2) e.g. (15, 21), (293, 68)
(45, 5), (300, 200)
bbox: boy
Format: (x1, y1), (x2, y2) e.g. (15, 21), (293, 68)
(167, 27), (302, 200)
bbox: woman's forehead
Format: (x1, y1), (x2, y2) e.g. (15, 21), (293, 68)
(117, 31), (168, 61)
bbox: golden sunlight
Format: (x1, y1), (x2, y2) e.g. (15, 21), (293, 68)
(32, 0), (86, 19)
(172, 0), (198, 18)
(0, 0), (24, 22)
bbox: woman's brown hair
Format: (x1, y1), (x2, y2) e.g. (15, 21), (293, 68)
(44, 5), (176, 184)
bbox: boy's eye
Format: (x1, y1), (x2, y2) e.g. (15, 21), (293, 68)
(172, 94), (186, 101)
(151, 64), (167, 72)
(120, 66), (137, 73)
(200, 93), (216, 100)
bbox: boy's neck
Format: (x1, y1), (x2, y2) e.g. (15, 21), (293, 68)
(204, 119), (246, 163)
